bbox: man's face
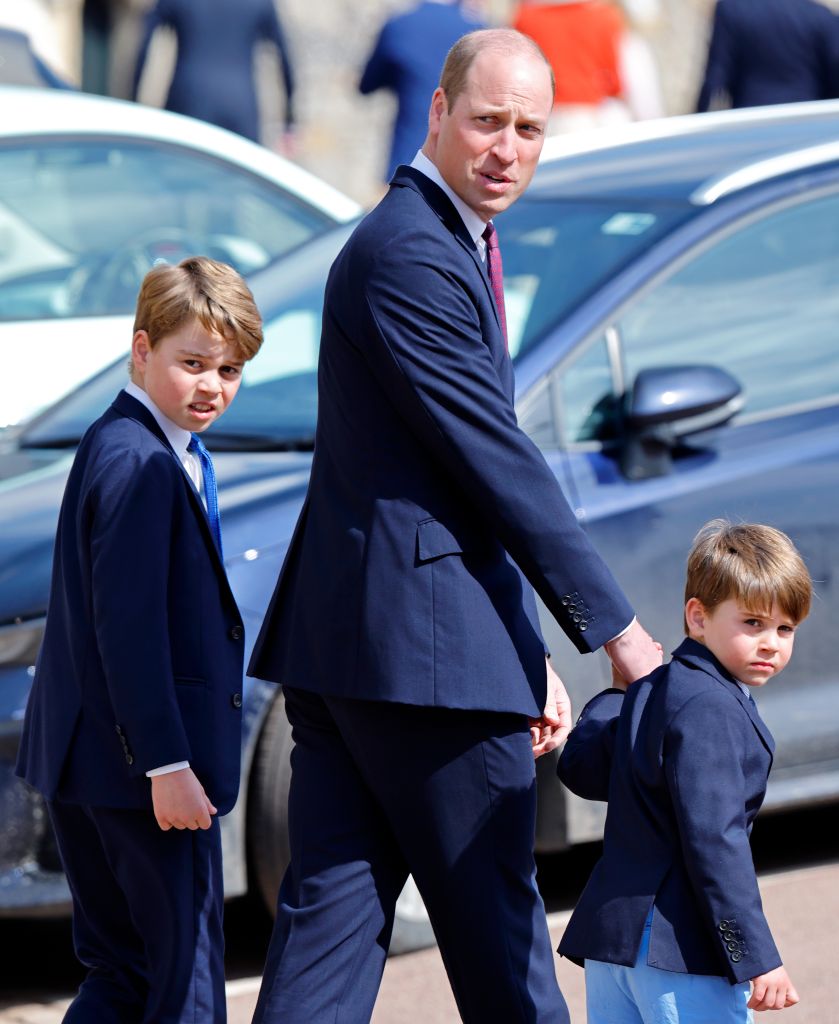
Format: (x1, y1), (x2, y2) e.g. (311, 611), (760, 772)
(425, 49), (553, 222)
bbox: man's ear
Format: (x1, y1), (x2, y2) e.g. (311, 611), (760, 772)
(428, 87), (447, 133)
(684, 597), (706, 639)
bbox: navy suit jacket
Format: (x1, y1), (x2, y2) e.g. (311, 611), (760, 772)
(558, 638), (781, 983)
(359, 2), (483, 179)
(131, 0), (295, 139)
(17, 391), (245, 814)
(249, 166), (634, 717)
(697, 0), (839, 111)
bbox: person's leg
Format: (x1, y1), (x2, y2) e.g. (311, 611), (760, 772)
(251, 687), (409, 1024)
(327, 698), (569, 1024)
(48, 800), (226, 1024)
(624, 919), (753, 1024)
(585, 958), (645, 1024)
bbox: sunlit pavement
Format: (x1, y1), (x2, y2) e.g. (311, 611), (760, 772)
(2, 861), (835, 1024)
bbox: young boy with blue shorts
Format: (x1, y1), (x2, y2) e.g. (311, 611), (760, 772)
(17, 257), (263, 1023)
(558, 519), (811, 1023)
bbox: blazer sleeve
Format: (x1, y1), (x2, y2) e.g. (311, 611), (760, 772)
(664, 690), (781, 983)
(696, 1), (735, 112)
(359, 22), (396, 96)
(87, 443), (192, 777)
(557, 688), (624, 800)
(356, 227), (635, 652)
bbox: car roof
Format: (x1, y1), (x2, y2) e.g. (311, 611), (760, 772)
(0, 84), (361, 222)
(532, 100), (839, 204)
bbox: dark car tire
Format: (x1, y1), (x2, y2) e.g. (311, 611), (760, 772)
(247, 690), (294, 917)
(247, 691), (436, 953)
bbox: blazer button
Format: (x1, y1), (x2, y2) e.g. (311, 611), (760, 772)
(718, 920), (731, 931)
(126, 754), (134, 766)
(731, 952), (742, 963)
(579, 623), (588, 631)
(231, 692), (243, 709)
(229, 625), (244, 641)
(115, 724), (123, 736)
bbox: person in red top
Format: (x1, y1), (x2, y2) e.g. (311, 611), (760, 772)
(513, 0), (629, 132)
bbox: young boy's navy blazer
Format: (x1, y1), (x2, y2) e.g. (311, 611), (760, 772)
(558, 638), (781, 985)
(17, 389), (245, 813)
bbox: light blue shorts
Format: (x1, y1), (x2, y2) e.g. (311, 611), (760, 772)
(584, 914), (752, 1024)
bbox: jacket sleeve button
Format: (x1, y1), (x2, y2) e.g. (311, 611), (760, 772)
(126, 754), (134, 766)
(231, 692), (243, 709)
(229, 625), (244, 641)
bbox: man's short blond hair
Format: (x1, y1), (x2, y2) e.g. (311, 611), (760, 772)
(133, 256), (263, 360)
(438, 28), (555, 112)
(684, 519), (812, 630)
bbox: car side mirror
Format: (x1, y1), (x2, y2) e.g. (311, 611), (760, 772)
(620, 365), (743, 480)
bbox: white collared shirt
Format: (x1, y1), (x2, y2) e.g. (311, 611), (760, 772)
(123, 380), (194, 779)
(410, 149), (490, 261)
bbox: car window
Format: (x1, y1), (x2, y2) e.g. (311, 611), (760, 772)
(619, 190), (839, 417)
(503, 199), (688, 361)
(0, 139), (331, 321)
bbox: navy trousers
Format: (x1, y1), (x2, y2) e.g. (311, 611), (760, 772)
(48, 800), (226, 1023)
(252, 687), (569, 1023)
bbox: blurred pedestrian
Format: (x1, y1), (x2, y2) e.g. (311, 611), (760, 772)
(359, 0), (484, 182)
(697, 0), (839, 112)
(131, 0), (296, 149)
(512, 0), (629, 132)
(0, 0), (72, 87)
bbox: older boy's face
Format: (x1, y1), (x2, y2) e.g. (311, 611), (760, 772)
(685, 597), (796, 687)
(131, 319), (244, 433)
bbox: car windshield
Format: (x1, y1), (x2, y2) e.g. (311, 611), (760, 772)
(0, 139), (332, 321)
(18, 196), (687, 450)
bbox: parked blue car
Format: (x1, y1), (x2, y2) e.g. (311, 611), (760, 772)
(1, 100), (838, 949)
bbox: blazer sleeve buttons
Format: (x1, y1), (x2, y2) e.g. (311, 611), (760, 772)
(231, 692), (243, 709)
(229, 625), (244, 641)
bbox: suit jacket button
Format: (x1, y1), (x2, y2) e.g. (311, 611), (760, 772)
(731, 952), (742, 962)
(719, 920), (730, 931)
(126, 754), (134, 766)
(580, 623), (587, 631)
(229, 625), (244, 641)
(115, 725), (123, 736)
(231, 692), (243, 709)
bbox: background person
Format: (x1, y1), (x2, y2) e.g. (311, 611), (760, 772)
(248, 27), (660, 1024)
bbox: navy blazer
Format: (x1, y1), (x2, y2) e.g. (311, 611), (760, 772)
(17, 391), (245, 814)
(249, 166), (634, 717)
(697, 0), (839, 111)
(558, 638), (781, 983)
(359, 2), (484, 178)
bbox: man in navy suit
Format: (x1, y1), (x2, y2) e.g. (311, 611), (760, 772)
(249, 28), (660, 1023)
(17, 257), (263, 1023)
(359, 1), (484, 181)
(697, 0), (839, 112)
(558, 521), (811, 1021)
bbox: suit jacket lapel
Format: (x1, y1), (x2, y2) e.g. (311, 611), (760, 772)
(389, 166), (504, 338)
(673, 637), (775, 756)
(110, 391), (232, 587)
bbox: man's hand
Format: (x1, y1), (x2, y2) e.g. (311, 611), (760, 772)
(529, 658), (572, 758)
(604, 619), (662, 686)
(151, 767), (217, 831)
(748, 965), (799, 1011)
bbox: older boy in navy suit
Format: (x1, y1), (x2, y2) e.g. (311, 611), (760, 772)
(558, 520), (812, 1022)
(16, 257), (263, 1023)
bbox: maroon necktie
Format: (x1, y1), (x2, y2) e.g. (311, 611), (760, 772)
(482, 222), (508, 350)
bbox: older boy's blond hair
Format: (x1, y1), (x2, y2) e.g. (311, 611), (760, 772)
(132, 256), (263, 365)
(684, 519), (812, 631)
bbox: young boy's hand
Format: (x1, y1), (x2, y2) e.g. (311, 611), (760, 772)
(748, 966), (799, 1011)
(151, 768), (218, 831)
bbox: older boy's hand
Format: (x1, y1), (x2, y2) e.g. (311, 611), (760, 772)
(748, 966), (799, 1011)
(151, 768), (217, 831)
(529, 658), (572, 758)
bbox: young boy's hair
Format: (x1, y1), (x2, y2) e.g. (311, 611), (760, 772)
(132, 256), (263, 366)
(684, 519), (812, 630)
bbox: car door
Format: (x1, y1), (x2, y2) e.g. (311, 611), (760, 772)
(536, 184), (839, 843)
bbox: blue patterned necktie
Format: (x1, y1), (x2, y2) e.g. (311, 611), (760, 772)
(188, 433), (222, 556)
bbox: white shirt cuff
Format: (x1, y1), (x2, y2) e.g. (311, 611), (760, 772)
(606, 616), (636, 645)
(146, 760), (190, 778)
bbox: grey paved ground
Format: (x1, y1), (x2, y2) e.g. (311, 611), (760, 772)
(2, 860), (835, 1023)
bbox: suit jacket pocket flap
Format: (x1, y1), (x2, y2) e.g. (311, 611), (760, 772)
(416, 518), (468, 563)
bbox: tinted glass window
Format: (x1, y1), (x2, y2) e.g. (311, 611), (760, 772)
(620, 191), (839, 415)
(503, 199), (688, 360)
(0, 140), (331, 321)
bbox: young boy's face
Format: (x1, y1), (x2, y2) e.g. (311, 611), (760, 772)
(685, 597), (796, 687)
(131, 319), (244, 433)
